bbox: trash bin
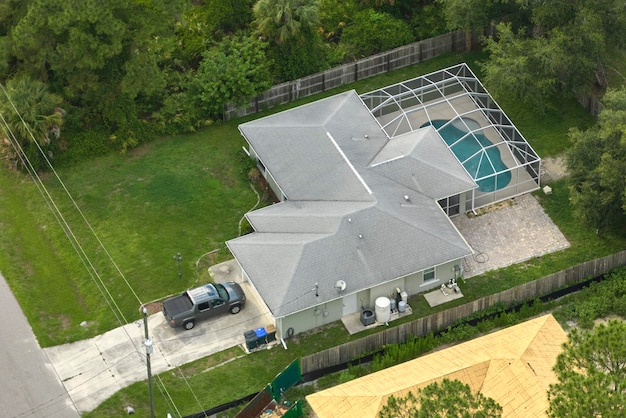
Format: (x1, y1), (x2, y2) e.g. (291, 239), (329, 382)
(254, 327), (268, 346)
(244, 330), (258, 350)
(265, 324), (277, 342)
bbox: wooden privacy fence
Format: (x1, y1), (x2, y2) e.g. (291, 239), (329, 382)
(300, 250), (626, 375)
(224, 30), (470, 121)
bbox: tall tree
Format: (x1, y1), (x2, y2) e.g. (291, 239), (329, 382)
(379, 378), (503, 418)
(436, 0), (503, 51)
(340, 9), (414, 57)
(0, 75), (63, 170)
(9, 0), (187, 147)
(190, 34), (272, 120)
(566, 86), (626, 232)
(481, 0), (626, 112)
(548, 320), (626, 417)
(481, 23), (557, 112)
(253, 0), (319, 45)
(253, 0), (325, 80)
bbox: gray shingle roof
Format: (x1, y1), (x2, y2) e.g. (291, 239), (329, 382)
(229, 90), (474, 317)
(370, 126), (476, 200)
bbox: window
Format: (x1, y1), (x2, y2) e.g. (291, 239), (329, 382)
(423, 267), (436, 283)
(257, 159), (266, 174)
(211, 299), (225, 308)
(438, 194), (460, 217)
(198, 302), (210, 311)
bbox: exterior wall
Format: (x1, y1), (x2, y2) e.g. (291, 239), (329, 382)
(264, 257), (474, 333)
(277, 259), (464, 338)
(366, 277), (406, 308)
(248, 146), (285, 201)
(416, 260), (463, 293)
(278, 299), (343, 339)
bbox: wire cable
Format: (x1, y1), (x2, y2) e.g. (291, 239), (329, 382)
(0, 83), (196, 415)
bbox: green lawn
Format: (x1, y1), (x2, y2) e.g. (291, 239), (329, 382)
(1, 50), (624, 416)
(0, 126), (262, 345)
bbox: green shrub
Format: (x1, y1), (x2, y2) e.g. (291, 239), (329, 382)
(56, 128), (114, 167)
(340, 10), (414, 58)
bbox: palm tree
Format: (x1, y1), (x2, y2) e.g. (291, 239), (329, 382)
(0, 75), (63, 168)
(253, 0), (319, 45)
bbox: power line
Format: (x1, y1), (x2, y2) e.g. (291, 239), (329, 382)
(0, 84), (201, 416)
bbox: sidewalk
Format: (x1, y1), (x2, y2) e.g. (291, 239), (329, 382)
(44, 263), (272, 413)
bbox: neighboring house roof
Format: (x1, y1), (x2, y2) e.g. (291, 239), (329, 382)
(306, 314), (568, 417)
(228, 90), (475, 318)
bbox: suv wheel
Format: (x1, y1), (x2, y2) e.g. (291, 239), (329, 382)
(230, 305), (241, 314)
(184, 320), (195, 330)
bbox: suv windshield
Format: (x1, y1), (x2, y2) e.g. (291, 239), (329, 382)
(215, 283), (230, 301)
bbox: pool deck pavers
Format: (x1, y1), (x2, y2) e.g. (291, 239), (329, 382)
(452, 193), (570, 279)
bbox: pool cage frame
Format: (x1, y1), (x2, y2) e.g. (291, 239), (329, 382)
(360, 63), (541, 213)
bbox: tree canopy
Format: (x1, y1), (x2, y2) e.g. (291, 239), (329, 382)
(566, 86), (626, 232)
(379, 378), (503, 418)
(481, 0), (626, 113)
(548, 320), (626, 417)
(2, 0), (626, 167)
(0, 75), (63, 170)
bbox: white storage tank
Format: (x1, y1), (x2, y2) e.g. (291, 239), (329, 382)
(401, 291), (408, 304)
(375, 297), (391, 323)
(398, 300), (406, 313)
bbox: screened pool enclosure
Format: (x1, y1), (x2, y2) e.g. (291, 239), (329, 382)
(360, 63), (541, 212)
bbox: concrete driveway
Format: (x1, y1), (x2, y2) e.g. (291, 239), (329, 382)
(44, 261), (273, 414)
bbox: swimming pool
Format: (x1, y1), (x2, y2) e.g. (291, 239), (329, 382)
(421, 119), (511, 192)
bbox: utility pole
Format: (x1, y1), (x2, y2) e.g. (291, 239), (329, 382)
(143, 308), (155, 418)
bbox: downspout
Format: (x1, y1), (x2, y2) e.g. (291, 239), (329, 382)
(278, 317), (288, 349)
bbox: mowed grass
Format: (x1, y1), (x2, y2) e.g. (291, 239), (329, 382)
(2, 48), (626, 416)
(74, 54), (626, 416)
(0, 51), (489, 346)
(0, 125), (259, 345)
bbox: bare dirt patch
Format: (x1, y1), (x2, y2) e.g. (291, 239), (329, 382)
(127, 142), (154, 160)
(142, 302), (162, 315)
(541, 156), (568, 183)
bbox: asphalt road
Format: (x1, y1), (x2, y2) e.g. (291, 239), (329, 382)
(0, 272), (79, 418)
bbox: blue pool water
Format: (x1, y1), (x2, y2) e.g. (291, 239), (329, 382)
(421, 119), (511, 192)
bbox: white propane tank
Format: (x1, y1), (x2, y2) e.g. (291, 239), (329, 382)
(375, 297), (391, 323)
(401, 291), (408, 304)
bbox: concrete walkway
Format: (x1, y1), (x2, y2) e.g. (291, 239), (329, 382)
(452, 193), (570, 278)
(44, 264), (272, 414)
